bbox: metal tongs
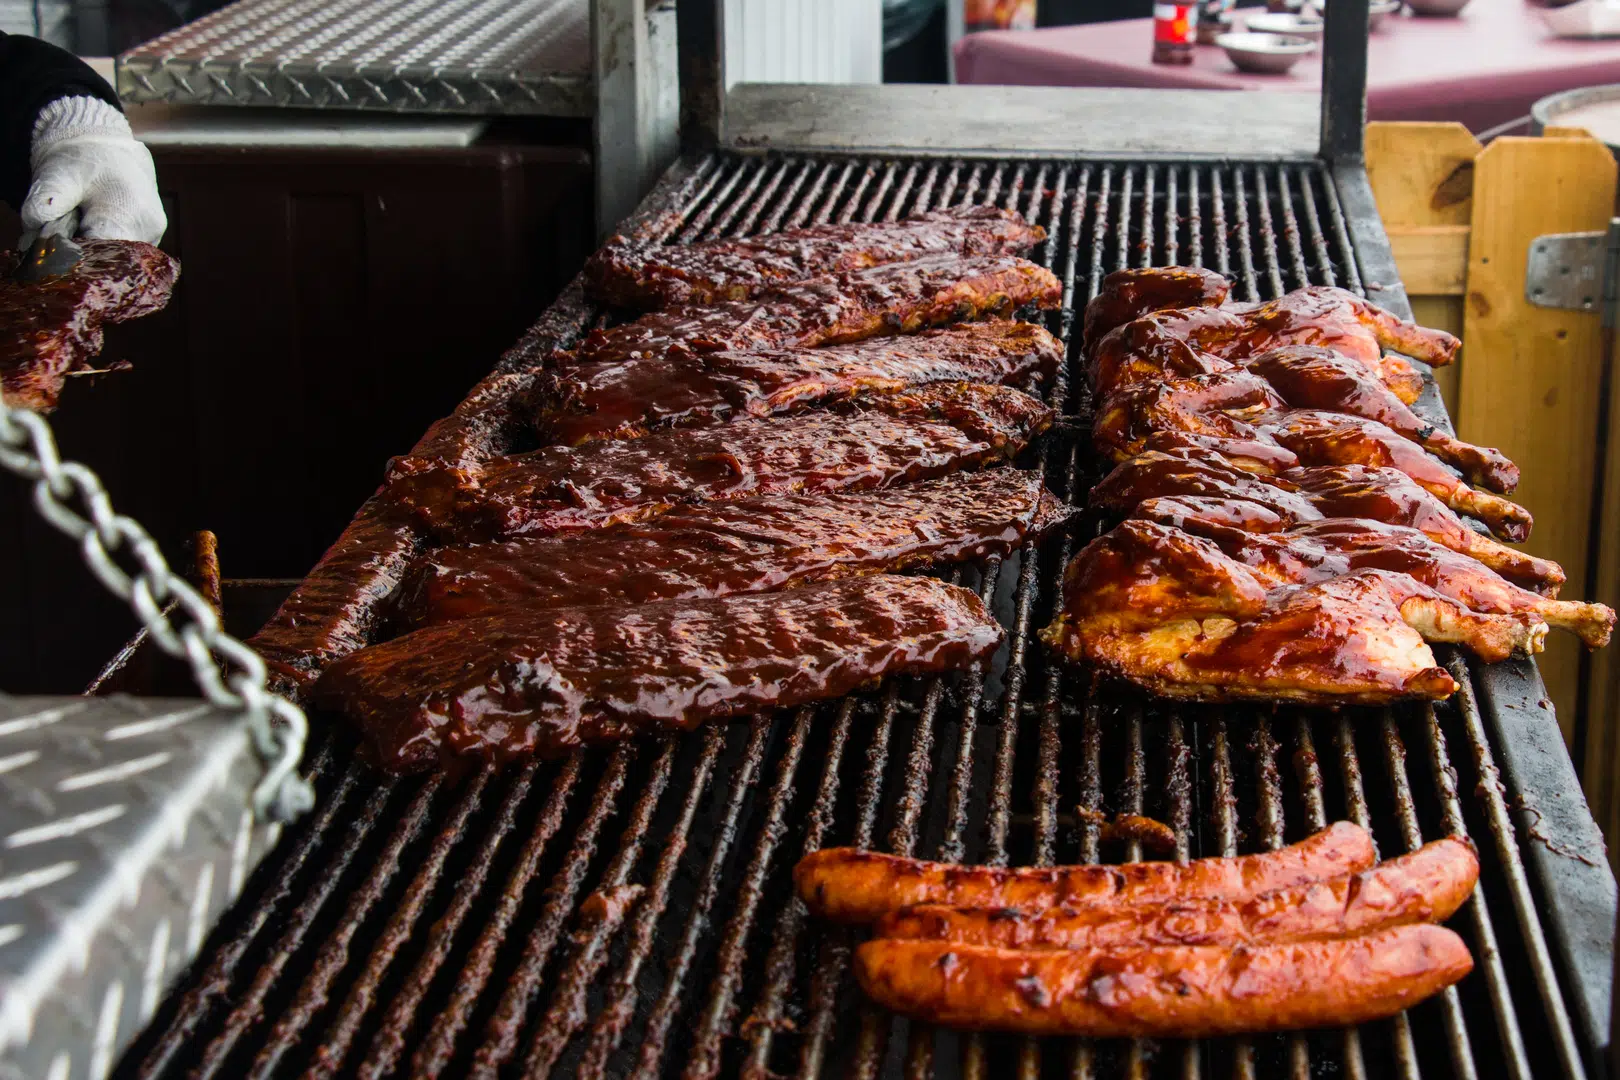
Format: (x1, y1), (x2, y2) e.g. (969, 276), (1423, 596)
(10, 215), (84, 283)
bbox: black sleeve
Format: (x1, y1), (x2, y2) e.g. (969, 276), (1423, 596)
(0, 32), (122, 210)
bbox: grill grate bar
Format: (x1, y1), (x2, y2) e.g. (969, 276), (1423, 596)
(518, 738), (682, 1078)
(941, 559), (1007, 862)
(686, 708), (817, 1079)
(1252, 167), (1285, 300)
(193, 773), (396, 1080)
(1274, 166), (1312, 291)
(1420, 703), (1535, 1080)
(1445, 655), (1590, 1080)
(577, 729), (727, 1075)
(742, 698), (860, 1076)
(354, 758), (550, 1080)
(308, 766), (493, 1080)
(463, 747), (635, 1078)
(1382, 713), (1482, 1080)
(130, 737), (343, 1079)
(631, 718), (774, 1079)
(247, 773), (443, 1079)
(1293, 164), (1338, 289)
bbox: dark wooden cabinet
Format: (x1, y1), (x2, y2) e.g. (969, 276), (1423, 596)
(1, 141), (593, 692)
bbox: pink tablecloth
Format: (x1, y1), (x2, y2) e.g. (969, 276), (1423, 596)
(953, 0), (1620, 133)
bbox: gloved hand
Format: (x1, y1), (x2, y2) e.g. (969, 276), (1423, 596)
(18, 95), (166, 247)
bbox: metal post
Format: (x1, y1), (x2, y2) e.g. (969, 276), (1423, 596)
(678, 0), (726, 149)
(593, 0), (682, 239)
(1319, 0), (1370, 162)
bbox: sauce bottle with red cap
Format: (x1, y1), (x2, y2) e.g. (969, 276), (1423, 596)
(1152, 3), (1197, 64)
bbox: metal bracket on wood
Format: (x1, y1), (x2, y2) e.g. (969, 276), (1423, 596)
(1527, 218), (1620, 329)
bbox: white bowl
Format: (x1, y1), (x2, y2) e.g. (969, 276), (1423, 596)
(1245, 11), (1325, 39)
(1214, 31), (1317, 74)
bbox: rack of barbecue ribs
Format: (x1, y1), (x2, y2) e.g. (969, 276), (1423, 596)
(250, 206), (1074, 765)
(584, 205), (1047, 310)
(791, 825), (1477, 1037)
(398, 381), (1054, 541)
(394, 469), (1070, 624)
(0, 239), (179, 410)
(1046, 265), (1616, 704)
(315, 575), (1004, 773)
(534, 318), (1062, 444)
(559, 253), (1061, 370)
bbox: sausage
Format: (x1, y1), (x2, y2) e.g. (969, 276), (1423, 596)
(795, 821), (1375, 924)
(855, 924), (1473, 1038)
(874, 837), (1477, 949)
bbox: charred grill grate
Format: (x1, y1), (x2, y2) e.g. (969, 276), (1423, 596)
(116, 155), (1590, 1080)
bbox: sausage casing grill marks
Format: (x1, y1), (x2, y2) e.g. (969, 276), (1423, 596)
(795, 822), (1377, 924)
(874, 837), (1479, 949)
(855, 925), (1474, 1038)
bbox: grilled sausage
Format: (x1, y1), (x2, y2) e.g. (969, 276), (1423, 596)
(855, 924), (1473, 1037)
(874, 837), (1478, 949)
(796, 821), (1375, 924)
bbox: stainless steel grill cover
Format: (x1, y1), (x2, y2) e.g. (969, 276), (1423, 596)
(115, 0), (591, 116)
(0, 695), (280, 1080)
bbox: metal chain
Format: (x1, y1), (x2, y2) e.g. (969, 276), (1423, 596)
(0, 399), (314, 822)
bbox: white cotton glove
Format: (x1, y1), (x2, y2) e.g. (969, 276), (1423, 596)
(18, 95), (166, 247)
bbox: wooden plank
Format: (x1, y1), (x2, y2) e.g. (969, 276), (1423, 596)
(1387, 224), (1470, 295)
(1459, 135), (1618, 746)
(1411, 296), (1464, 413)
(1365, 122), (1482, 415)
(1365, 122), (1481, 229)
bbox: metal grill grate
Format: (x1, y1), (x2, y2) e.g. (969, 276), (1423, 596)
(115, 154), (1590, 1080)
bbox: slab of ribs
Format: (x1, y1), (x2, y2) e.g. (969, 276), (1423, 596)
(247, 197), (1601, 1038)
(0, 239), (178, 411)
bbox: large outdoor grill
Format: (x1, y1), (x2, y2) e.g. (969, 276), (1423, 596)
(102, 146), (1615, 1080)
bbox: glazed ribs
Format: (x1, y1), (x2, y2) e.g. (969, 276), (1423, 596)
(316, 575), (1004, 772)
(1, 239), (179, 410)
(1043, 265), (1619, 706)
(561, 254), (1061, 370)
(394, 469), (1068, 624)
(1090, 449), (1564, 596)
(421, 383), (1054, 541)
(533, 319), (1062, 445)
(584, 205), (1047, 309)
(1093, 371), (1534, 542)
(1041, 519), (1550, 705)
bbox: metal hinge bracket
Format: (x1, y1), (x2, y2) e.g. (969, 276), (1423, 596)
(1526, 217), (1620, 329)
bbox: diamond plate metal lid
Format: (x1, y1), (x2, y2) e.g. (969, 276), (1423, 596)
(0, 695), (282, 1080)
(116, 0), (592, 117)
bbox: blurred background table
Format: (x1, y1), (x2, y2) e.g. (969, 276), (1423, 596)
(953, 0), (1620, 133)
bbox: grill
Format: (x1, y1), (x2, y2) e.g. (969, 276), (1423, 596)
(112, 151), (1610, 1080)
